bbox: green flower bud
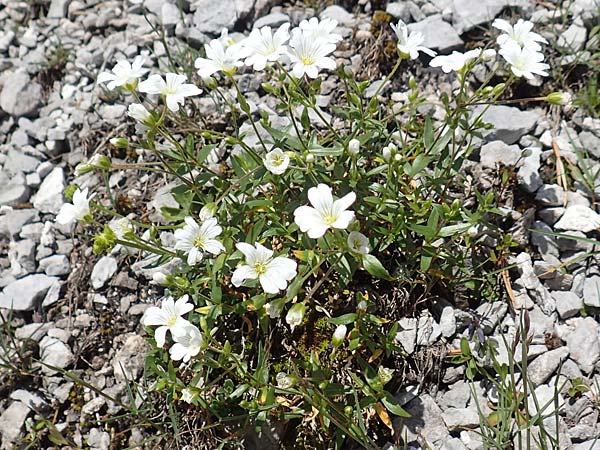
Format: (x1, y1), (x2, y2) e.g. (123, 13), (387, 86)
(546, 92), (572, 106)
(332, 324), (347, 347)
(109, 137), (129, 148)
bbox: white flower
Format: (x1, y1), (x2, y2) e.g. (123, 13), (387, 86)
(174, 217), (225, 265)
(285, 303), (306, 331)
(348, 138), (360, 155)
(493, 18), (547, 52)
(264, 149), (290, 175)
(232, 242), (297, 294)
(294, 184), (356, 238)
(141, 295), (194, 347)
(138, 73), (202, 112)
(152, 272), (169, 285)
(127, 103), (151, 123)
(390, 21), (436, 59)
(347, 231), (369, 255)
(170, 324), (203, 362)
(244, 23), (290, 71)
(109, 217), (133, 240)
(499, 41), (549, 79)
(56, 187), (94, 225)
(298, 17), (342, 44)
(195, 39), (249, 78)
(198, 204), (215, 221)
(181, 388), (196, 403)
(97, 55), (148, 90)
(332, 324), (347, 347)
(287, 28), (337, 78)
(276, 372), (295, 389)
(429, 49), (495, 73)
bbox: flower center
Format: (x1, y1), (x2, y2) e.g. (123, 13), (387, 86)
(301, 55), (316, 66)
(167, 316), (178, 327)
(254, 261), (268, 275)
(322, 213), (337, 225)
(194, 235), (207, 249)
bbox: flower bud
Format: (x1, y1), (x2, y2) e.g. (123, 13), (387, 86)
(109, 137), (129, 148)
(285, 303), (306, 331)
(276, 372), (296, 389)
(546, 92), (572, 106)
(348, 138), (360, 155)
(382, 146), (392, 162)
(305, 153), (315, 163)
(203, 76), (218, 90)
(332, 324), (347, 347)
(199, 204), (217, 221)
(152, 272), (168, 285)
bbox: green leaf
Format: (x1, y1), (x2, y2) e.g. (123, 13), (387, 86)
(328, 313), (357, 325)
(196, 144), (217, 164)
(362, 254), (393, 280)
(381, 393), (411, 418)
(404, 154), (432, 177)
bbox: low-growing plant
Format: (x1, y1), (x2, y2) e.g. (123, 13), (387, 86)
(59, 14), (573, 448)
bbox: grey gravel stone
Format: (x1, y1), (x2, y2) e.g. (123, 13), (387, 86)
(583, 276), (600, 308)
(254, 12), (290, 29)
(386, 2), (412, 22)
(0, 401), (30, 443)
(442, 407), (480, 431)
(48, 0), (72, 18)
(3, 149), (40, 175)
(90, 256), (118, 289)
(0, 71), (42, 117)
(518, 146), (543, 192)
(39, 335), (74, 373)
(0, 177), (30, 206)
(193, 0), (239, 34)
(528, 347), (570, 386)
(0, 208), (38, 238)
(113, 334), (148, 381)
(15, 322), (54, 341)
(475, 105), (539, 145)
(395, 394), (449, 445)
(451, 0), (505, 33)
(479, 141), (522, 169)
(566, 317), (600, 373)
(535, 184), (565, 206)
(554, 205), (600, 233)
(573, 441), (600, 450)
(32, 167), (65, 214)
(39, 254), (70, 276)
(552, 291), (583, 319)
(557, 20), (587, 51)
(408, 14), (463, 52)
(87, 428), (111, 450)
(0, 274), (59, 310)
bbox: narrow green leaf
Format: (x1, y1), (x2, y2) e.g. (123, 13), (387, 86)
(362, 254), (393, 280)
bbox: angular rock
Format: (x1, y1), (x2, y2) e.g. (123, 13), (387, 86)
(552, 291), (583, 319)
(566, 317), (600, 373)
(480, 140), (522, 168)
(90, 256), (118, 289)
(0, 209), (38, 238)
(554, 205), (600, 233)
(452, 0), (505, 33)
(48, 0), (72, 18)
(394, 394), (450, 445)
(583, 276), (600, 308)
(518, 146), (543, 193)
(0, 274), (58, 310)
(0, 401), (30, 443)
(320, 5), (355, 25)
(528, 347), (570, 386)
(193, 0), (238, 34)
(475, 105), (539, 145)
(535, 184), (565, 206)
(442, 407), (480, 431)
(112, 334), (148, 381)
(408, 15), (463, 52)
(557, 20), (587, 51)
(39, 254), (70, 276)
(39, 335), (74, 373)
(0, 71), (42, 117)
(32, 167), (65, 214)
(253, 12), (290, 29)
(3, 149), (40, 175)
(0, 178), (30, 206)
